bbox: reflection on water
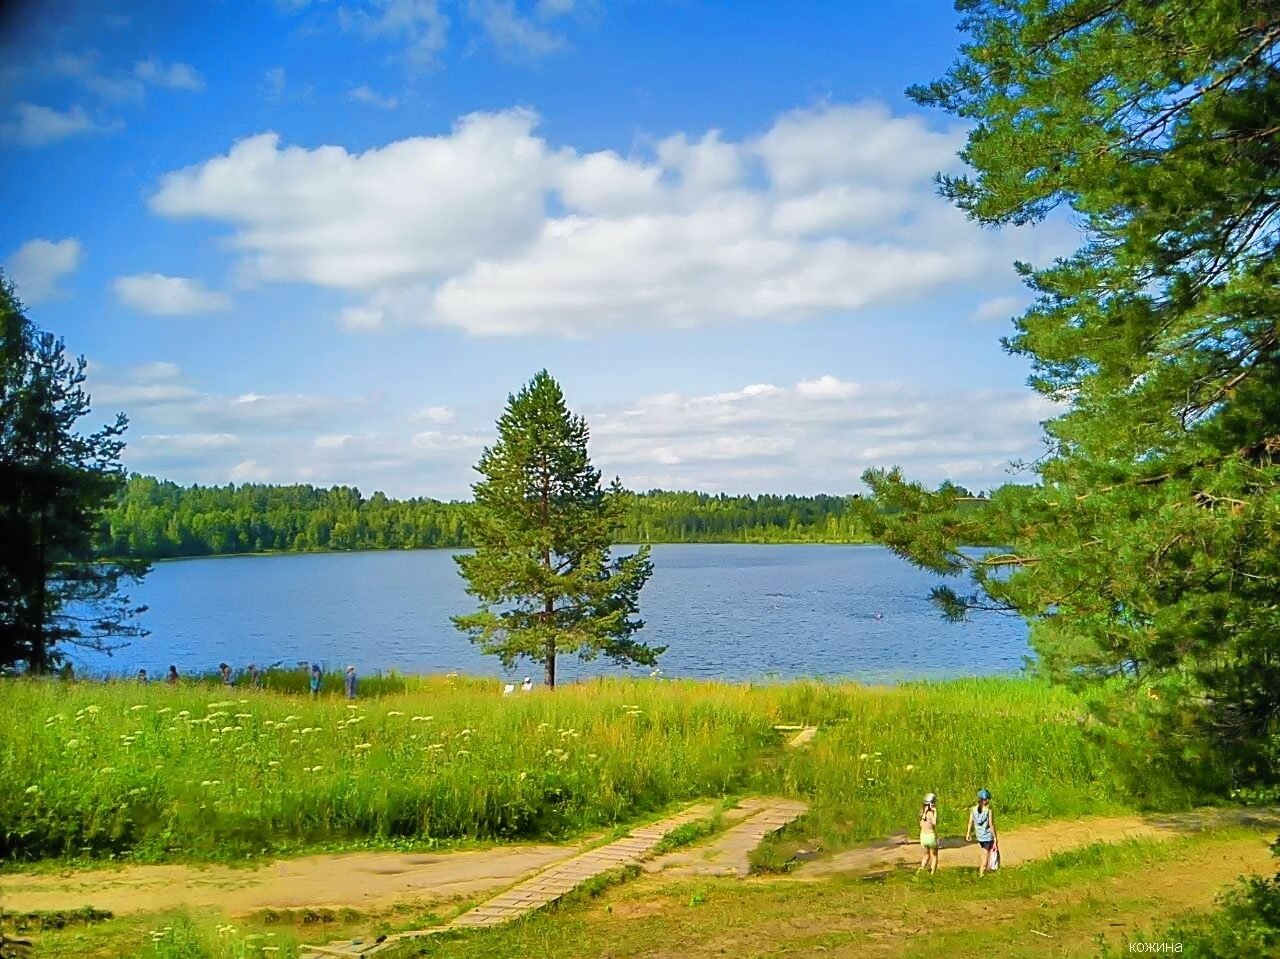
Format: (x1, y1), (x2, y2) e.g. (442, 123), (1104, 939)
(75, 544), (1030, 683)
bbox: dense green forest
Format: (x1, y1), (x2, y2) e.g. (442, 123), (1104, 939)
(102, 475), (887, 558)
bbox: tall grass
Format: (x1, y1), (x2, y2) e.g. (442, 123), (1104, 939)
(145, 919), (300, 959)
(0, 675), (1189, 865)
(776, 676), (1139, 844)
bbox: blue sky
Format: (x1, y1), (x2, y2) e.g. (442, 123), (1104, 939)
(0, 0), (1071, 499)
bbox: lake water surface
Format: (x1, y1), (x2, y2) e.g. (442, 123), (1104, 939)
(79, 545), (1031, 683)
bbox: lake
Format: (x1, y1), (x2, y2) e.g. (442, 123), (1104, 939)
(77, 544), (1031, 683)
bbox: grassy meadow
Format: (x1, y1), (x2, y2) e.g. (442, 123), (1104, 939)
(0, 673), (1197, 868)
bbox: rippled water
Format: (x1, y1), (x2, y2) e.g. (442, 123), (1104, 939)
(77, 544), (1031, 683)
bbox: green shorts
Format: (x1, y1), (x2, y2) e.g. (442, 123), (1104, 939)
(920, 834), (938, 849)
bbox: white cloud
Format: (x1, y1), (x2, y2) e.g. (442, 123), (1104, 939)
(795, 375), (861, 399)
(48, 51), (143, 102)
(151, 110), (553, 289)
(91, 366), (369, 436)
(314, 434), (360, 449)
(4, 238), (83, 304)
(755, 102), (961, 191)
(347, 85), (400, 109)
(468, 0), (566, 58)
(411, 429), (488, 450)
(93, 382), (203, 408)
(0, 102), (117, 147)
(970, 294), (1028, 324)
(230, 459), (271, 481)
(134, 58), (206, 92)
(113, 274), (232, 315)
(90, 358), (1055, 497)
(133, 433), (242, 454)
(43, 51), (205, 102)
(146, 101), (1075, 338)
(339, 305), (387, 331)
(586, 377), (1057, 493)
(411, 405), (456, 423)
(129, 361), (183, 381)
(342, 0), (451, 70)
(327, 0), (578, 67)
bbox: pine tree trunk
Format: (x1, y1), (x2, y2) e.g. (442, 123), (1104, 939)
(545, 629), (556, 688)
(32, 505), (48, 674)
(541, 467), (555, 687)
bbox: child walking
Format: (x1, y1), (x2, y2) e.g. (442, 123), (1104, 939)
(965, 788), (998, 875)
(918, 792), (939, 874)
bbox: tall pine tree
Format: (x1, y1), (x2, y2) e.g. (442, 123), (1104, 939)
(0, 273), (149, 671)
(454, 371), (660, 687)
(865, 1), (1280, 789)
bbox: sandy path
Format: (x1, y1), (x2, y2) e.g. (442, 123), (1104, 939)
(644, 798), (811, 878)
(597, 837), (1278, 959)
(0, 842), (586, 917)
(4, 807), (1274, 921)
(794, 806), (1280, 878)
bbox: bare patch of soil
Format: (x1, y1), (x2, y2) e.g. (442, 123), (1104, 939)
(0, 843), (584, 917)
(796, 807), (1280, 879)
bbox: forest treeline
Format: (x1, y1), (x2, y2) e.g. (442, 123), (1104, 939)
(102, 474), (900, 558)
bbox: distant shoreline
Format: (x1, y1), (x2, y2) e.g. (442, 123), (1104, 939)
(112, 538), (883, 565)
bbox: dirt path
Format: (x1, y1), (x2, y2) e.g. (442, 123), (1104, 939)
(298, 802), (731, 957)
(794, 806), (1280, 879)
(595, 836), (1277, 959)
(3, 806), (1274, 923)
(645, 798), (811, 878)
(0, 842), (587, 917)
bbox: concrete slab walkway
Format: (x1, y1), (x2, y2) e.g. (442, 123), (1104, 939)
(300, 801), (722, 958)
(787, 726), (818, 748)
(644, 797), (810, 878)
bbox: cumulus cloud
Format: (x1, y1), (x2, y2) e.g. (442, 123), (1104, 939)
(113, 274), (232, 315)
(795, 375), (861, 399)
(585, 376), (1056, 493)
(89, 360), (1054, 499)
(147, 102), (1073, 337)
(90, 366), (371, 439)
(4, 238), (83, 303)
(0, 102), (118, 147)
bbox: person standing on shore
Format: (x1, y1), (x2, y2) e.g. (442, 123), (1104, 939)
(344, 665), (357, 700)
(918, 792), (939, 875)
(137, 668), (148, 684)
(965, 788), (998, 876)
(166, 665), (179, 685)
(309, 664), (322, 698)
(219, 662), (233, 687)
